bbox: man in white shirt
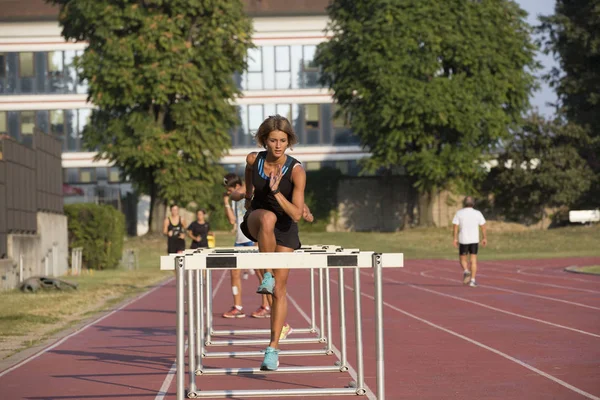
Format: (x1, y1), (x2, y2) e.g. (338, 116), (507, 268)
(452, 196), (487, 287)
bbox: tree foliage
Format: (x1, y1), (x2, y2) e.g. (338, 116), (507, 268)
(489, 114), (593, 224)
(49, 0), (253, 230)
(539, 0), (600, 207)
(316, 0), (538, 196)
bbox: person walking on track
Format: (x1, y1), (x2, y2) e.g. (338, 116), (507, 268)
(240, 114), (307, 371)
(452, 196), (487, 287)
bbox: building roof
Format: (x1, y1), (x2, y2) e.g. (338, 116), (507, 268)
(0, 0), (330, 22)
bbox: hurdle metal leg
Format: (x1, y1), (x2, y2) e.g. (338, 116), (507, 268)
(353, 267), (365, 394)
(187, 269), (197, 394)
(175, 256), (185, 400)
(318, 268), (326, 343)
(374, 253), (385, 399)
(197, 269), (204, 360)
(205, 270), (213, 345)
(337, 268), (348, 370)
(310, 268), (317, 333)
(324, 268), (333, 355)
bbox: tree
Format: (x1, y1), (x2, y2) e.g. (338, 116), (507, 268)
(316, 0), (538, 225)
(489, 114), (593, 225)
(539, 0), (600, 208)
(49, 0), (253, 232)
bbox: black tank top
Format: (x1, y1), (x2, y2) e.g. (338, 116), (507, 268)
(168, 217), (184, 235)
(251, 151), (300, 225)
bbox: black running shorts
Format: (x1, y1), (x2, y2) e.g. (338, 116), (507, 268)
(241, 211), (301, 250)
(459, 243), (479, 255)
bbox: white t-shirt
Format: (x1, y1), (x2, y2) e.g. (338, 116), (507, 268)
(452, 207), (486, 244)
(232, 198), (253, 244)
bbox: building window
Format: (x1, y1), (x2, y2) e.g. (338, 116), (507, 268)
(50, 110), (65, 136)
(246, 47), (263, 90)
(64, 50), (77, 93)
(19, 52), (34, 77)
(305, 104), (320, 129)
(78, 108), (91, 137)
(304, 104), (321, 145)
(0, 53), (5, 78)
(108, 167), (120, 183)
(20, 111), (35, 135)
(65, 168), (79, 184)
(275, 46), (291, 89)
(48, 51), (63, 75)
(48, 51), (64, 93)
(305, 161), (321, 171)
(96, 167), (108, 181)
(248, 104), (263, 135)
(79, 167), (95, 183)
(302, 45), (319, 88)
(276, 104), (292, 122)
(0, 111), (6, 134)
(332, 104), (359, 145)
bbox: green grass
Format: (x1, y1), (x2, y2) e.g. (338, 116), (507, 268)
(576, 265), (600, 275)
(300, 224), (600, 260)
(1, 224), (599, 359)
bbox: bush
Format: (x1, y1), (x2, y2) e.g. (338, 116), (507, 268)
(64, 203), (125, 270)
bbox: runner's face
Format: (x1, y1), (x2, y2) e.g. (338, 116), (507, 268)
(265, 130), (288, 158)
(197, 211), (205, 221)
(171, 206), (179, 216)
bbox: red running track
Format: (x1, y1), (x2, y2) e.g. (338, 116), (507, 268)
(0, 256), (599, 399)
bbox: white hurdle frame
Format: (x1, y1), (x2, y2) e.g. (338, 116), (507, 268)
(161, 246), (403, 399)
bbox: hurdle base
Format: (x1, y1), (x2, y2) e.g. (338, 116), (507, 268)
(196, 365), (342, 375)
(202, 348), (330, 358)
(187, 387), (362, 398)
(210, 327), (317, 336)
(206, 337), (324, 346)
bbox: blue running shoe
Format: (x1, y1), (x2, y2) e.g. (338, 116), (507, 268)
(260, 346), (279, 371)
(256, 272), (275, 295)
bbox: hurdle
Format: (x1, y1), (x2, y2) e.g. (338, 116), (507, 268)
(160, 246), (403, 399)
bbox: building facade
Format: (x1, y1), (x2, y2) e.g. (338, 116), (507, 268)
(0, 0), (369, 233)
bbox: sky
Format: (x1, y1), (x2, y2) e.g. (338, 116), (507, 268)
(515, 0), (558, 117)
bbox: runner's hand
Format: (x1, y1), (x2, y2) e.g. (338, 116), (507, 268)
(303, 207), (314, 223)
(482, 238), (488, 247)
(453, 239), (458, 248)
(269, 164), (283, 192)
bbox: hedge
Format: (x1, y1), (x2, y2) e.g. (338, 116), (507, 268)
(64, 203), (125, 270)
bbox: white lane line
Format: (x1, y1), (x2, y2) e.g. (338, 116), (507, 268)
(411, 266), (600, 311)
(288, 288), (377, 400)
(0, 277), (173, 378)
(154, 270), (228, 400)
(484, 262), (600, 284)
(341, 281), (600, 400)
(154, 340), (188, 400)
(370, 272), (600, 338)
(474, 271), (600, 294)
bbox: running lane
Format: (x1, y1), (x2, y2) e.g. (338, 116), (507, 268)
(0, 279), (177, 400)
